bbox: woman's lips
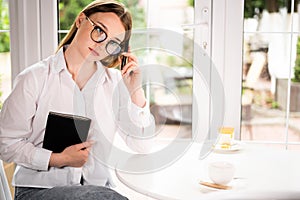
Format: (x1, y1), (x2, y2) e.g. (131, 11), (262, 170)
(88, 47), (100, 56)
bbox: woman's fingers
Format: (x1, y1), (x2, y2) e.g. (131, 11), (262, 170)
(119, 52), (138, 69)
(121, 52), (138, 63)
(59, 141), (94, 167)
(75, 141), (94, 151)
(119, 50), (139, 76)
(121, 61), (138, 76)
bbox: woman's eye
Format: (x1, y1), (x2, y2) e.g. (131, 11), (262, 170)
(95, 27), (104, 34)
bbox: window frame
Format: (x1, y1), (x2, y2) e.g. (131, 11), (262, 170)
(193, 0), (244, 141)
(9, 0), (57, 81)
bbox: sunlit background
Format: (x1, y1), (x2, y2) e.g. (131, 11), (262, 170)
(58, 0), (194, 142)
(2, 1), (300, 198)
(1, 0), (300, 150)
(242, 0), (300, 149)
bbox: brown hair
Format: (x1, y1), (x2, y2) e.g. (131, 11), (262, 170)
(57, 0), (132, 68)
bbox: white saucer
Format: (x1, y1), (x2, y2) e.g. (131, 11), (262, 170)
(213, 141), (244, 153)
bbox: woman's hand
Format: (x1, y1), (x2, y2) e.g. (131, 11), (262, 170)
(119, 52), (146, 107)
(49, 141), (93, 168)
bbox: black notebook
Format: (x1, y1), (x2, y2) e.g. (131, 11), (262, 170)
(42, 111), (91, 153)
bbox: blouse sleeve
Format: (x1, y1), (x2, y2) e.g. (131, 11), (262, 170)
(0, 68), (52, 171)
(115, 74), (155, 153)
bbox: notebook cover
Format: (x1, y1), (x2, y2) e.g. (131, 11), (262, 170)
(42, 112), (91, 153)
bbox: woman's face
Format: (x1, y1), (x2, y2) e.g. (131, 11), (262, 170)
(74, 12), (126, 62)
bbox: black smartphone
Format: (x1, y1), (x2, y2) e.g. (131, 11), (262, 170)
(121, 41), (129, 70)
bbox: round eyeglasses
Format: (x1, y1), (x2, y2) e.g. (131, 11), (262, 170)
(86, 16), (122, 56)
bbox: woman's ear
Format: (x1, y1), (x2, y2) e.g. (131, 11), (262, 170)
(76, 13), (85, 28)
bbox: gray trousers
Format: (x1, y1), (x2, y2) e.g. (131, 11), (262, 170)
(14, 185), (129, 200)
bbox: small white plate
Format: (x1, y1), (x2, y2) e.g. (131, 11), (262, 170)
(213, 141), (244, 153)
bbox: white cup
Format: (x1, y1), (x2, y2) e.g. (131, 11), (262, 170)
(208, 161), (235, 185)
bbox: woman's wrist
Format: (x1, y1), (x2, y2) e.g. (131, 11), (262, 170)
(49, 153), (67, 168)
(131, 88), (146, 108)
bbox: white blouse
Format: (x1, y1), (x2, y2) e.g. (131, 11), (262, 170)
(0, 47), (155, 188)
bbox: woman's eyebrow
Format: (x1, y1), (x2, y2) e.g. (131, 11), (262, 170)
(96, 21), (108, 31)
(114, 37), (122, 43)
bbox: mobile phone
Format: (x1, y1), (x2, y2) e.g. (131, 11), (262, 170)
(121, 41), (129, 70)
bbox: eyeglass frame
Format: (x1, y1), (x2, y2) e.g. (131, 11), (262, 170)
(85, 16), (123, 56)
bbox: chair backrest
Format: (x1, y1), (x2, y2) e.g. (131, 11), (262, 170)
(0, 160), (13, 200)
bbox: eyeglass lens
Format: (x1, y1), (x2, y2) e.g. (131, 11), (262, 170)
(91, 27), (122, 55)
(106, 41), (122, 55)
(91, 26), (107, 43)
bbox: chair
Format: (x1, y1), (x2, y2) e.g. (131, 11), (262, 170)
(0, 160), (13, 200)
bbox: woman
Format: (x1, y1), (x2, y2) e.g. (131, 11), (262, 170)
(0, 1), (154, 199)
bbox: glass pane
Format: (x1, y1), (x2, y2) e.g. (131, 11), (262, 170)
(58, 0), (148, 43)
(241, 32), (291, 143)
(0, 0), (9, 31)
(58, 32), (67, 44)
(57, 0), (195, 142)
(0, 0), (11, 108)
(242, 0), (300, 147)
(117, 0), (147, 29)
(288, 33), (300, 143)
(244, 0), (296, 33)
(58, 0), (94, 42)
(58, 0), (93, 30)
(130, 28), (194, 142)
(146, 0), (194, 28)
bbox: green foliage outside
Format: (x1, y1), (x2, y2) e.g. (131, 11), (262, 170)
(115, 0), (146, 28)
(0, 0), (9, 108)
(293, 37), (300, 83)
(0, 0), (10, 52)
(244, 0), (296, 19)
(244, 0), (300, 82)
(187, 0), (194, 7)
(59, 0), (146, 32)
(59, 0), (93, 30)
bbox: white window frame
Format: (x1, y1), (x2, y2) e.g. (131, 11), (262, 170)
(212, 0), (244, 139)
(193, 0), (244, 141)
(9, 0), (57, 81)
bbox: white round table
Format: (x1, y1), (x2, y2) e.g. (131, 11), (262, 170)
(115, 141), (300, 200)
